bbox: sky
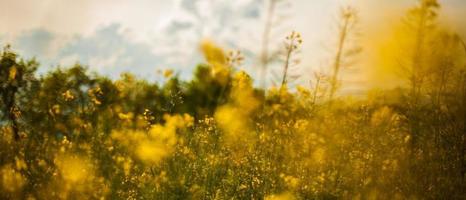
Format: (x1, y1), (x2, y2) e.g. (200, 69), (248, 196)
(1, 0), (465, 90)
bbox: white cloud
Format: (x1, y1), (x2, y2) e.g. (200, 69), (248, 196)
(0, 0), (171, 38)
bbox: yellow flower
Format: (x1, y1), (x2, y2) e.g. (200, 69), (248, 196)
(163, 69), (174, 78)
(112, 114), (193, 165)
(15, 157), (27, 170)
(1, 164), (25, 192)
(136, 141), (168, 164)
(62, 90), (75, 101)
(311, 147), (326, 165)
(51, 104), (61, 114)
(230, 71), (259, 113)
(296, 85), (310, 97)
(88, 86), (103, 105)
(8, 66), (17, 81)
(201, 39), (227, 66)
(371, 106), (394, 126)
(265, 192), (295, 200)
(53, 154), (95, 189)
(200, 40), (230, 85)
(282, 175), (300, 189)
(214, 71), (259, 144)
(118, 112), (133, 121)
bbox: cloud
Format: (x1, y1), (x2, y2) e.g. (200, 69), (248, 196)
(57, 24), (165, 80)
(5, 29), (72, 74)
(15, 29), (54, 58)
(0, 0), (283, 83)
(148, 0), (266, 78)
(0, 0), (172, 38)
(0, 0), (286, 83)
(4, 24), (167, 80)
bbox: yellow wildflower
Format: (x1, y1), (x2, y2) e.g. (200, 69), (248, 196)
(200, 40), (230, 85)
(1, 164), (25, 192)
(163, 69), (174, 78)
(118, 112), (133, 121)
(215, 71), (259, 143)
(8, 66), (17, 81)
(62, 90), (75, 101)
(55, 154), (93, 184)
(112, 114), (193, 165)
(265, 192), (295, 200)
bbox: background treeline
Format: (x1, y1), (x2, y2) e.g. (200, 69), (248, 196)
(1, 0), (465, 199)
